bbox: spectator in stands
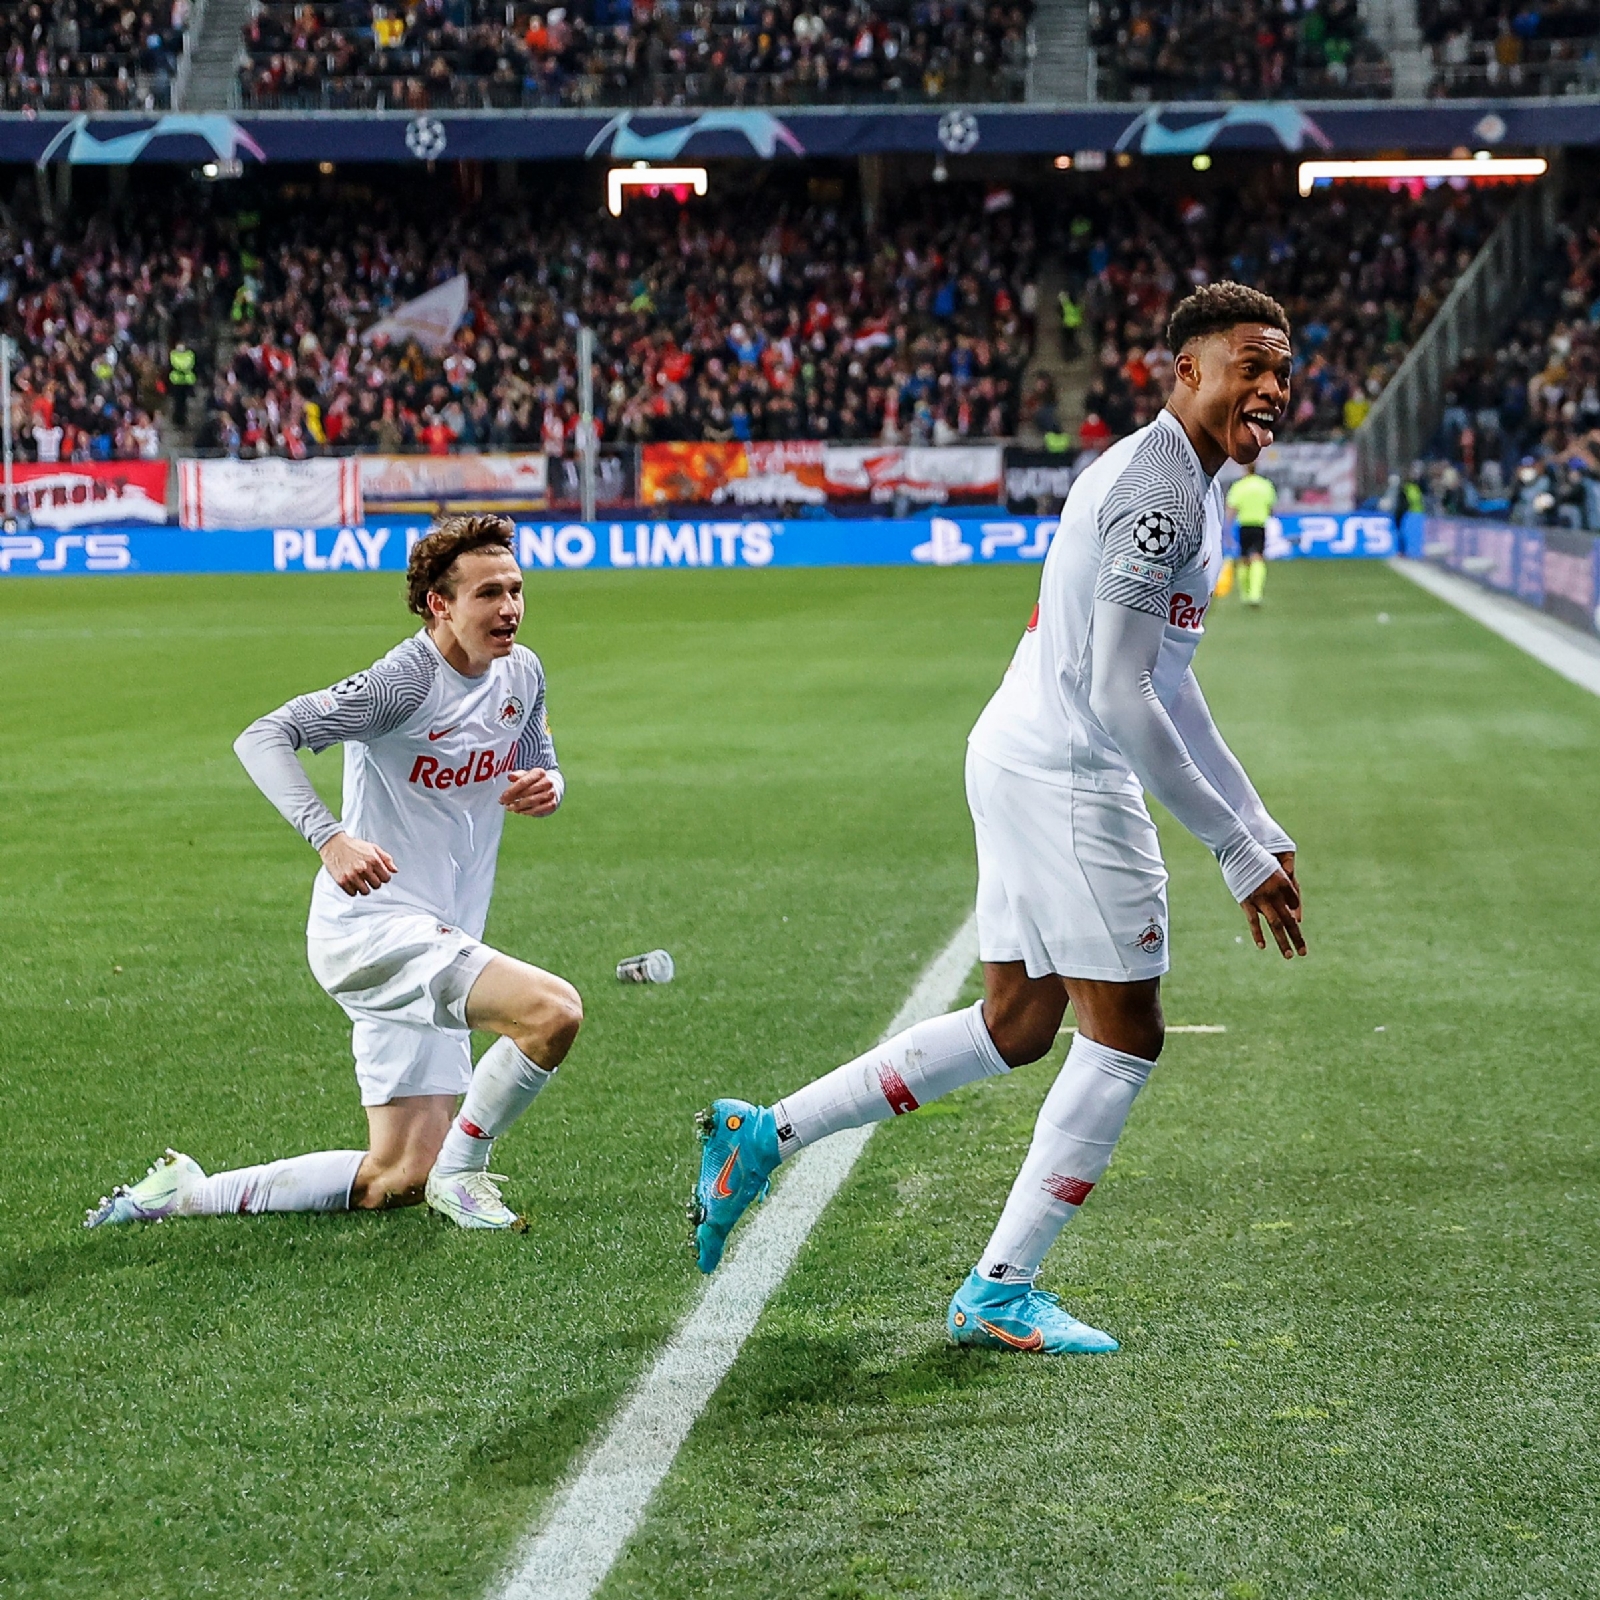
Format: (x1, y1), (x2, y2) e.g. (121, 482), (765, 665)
(1423, 0), (1600, 97)
(1090, 0), (1392, 100)
(1, 0), (188, 111)
(0, 192), (216, 462)
(193, 179), (1037, 456)
(1058, 179), (1502, 446)
(1427, 195), (1600, 527)
(238, 0), (1032, 109)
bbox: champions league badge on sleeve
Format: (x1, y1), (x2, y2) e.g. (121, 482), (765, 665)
(1133, 509), (1179, 560)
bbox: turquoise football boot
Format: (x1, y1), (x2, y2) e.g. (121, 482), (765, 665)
(947, 1270), (1119, 1354)
(84, 1149), (205, 1228)
(688, 1098), (780, 1273)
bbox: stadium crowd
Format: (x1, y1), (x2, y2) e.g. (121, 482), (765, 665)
(1058, 182), (1504, 450)
(1423, 0), (1600, 97)
(1424, 197), (1600, 527)
(1088, 0), (1391, 101)
(0, 174), (1515, 466)
(1, 0), (189, 111)
(190, 180), (1039, 455)
(239, 0), (1031, 109)
(0, 195), (214, 464)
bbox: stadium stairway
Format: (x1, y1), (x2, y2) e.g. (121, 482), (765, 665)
(1020, 258), (1093, 444)
(177, 0), (251, 110)
(1028, 0), (1093, 101)
(1361, 0), (1430, 97)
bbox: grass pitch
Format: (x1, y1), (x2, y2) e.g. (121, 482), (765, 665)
(2, 563), (1598, 1600)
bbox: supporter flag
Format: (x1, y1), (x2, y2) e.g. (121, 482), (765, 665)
(361, 274), (470, 355)
(178, 457), (363, 530)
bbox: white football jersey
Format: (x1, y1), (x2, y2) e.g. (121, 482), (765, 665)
(968, 409), (1222, 792)
(261, 632), (559, 940)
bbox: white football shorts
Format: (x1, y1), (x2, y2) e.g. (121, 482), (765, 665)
(306, 910), (499, 1106)
(966, 747), (1170, 983)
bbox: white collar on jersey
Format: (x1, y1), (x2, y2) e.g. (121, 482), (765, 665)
(1153, 407), (1216, 494)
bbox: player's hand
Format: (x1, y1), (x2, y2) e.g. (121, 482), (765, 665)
(1242, 867), (1305, 959)
(500, 768), (559, 817)
(1276, 850), (1300, 922)
(319, 832), (396, 896)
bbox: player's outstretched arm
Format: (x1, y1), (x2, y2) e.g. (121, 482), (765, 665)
(1087, 599), (1304, 958)
(1168, 668), (1295, 858)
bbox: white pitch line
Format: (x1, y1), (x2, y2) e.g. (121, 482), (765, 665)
(1067, 1024), (1226, 1035)
(1390, 557), (1600, 698)
(494, 912), (980, 1600)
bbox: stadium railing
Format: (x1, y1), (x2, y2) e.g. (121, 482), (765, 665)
(236, 64), (1027, 110)
(1355, 176), (1562, 500)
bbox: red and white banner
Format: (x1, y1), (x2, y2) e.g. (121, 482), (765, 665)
(7, 461), (168, 528)
(360, 453), (549, 513)
(822, 445), (1003, 505)
(178, 458), (362, 530)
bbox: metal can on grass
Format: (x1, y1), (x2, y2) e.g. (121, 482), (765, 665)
(616, 948), (674, 984)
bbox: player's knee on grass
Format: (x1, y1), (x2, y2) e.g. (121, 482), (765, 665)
(350, 1155), (431, 1210)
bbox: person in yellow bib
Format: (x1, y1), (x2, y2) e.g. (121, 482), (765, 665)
(1225, 463), (1277, 607)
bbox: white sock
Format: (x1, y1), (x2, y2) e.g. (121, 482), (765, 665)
(432, 1035), (553, 1177)
(976, 1033), (1154, 1285)
(187, 1150), (365, 1215)
(771, 1001), (1010, 1158)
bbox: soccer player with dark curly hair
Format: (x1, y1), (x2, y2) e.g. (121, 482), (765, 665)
(692, 284), (1306, 1353)
(87, 516), (582, 1233)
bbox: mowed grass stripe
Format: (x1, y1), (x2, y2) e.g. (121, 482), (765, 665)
(497, 915), (978, 1600)
(0, 568), (1033, 1600)
(597, 562), (1600, 1600)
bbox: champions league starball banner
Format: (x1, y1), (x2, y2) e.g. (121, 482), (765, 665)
(0, 512), (1395, 578)
(0, 102), (1594, 167)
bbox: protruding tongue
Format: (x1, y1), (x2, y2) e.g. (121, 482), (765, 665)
(1244, 416), (1274, 450)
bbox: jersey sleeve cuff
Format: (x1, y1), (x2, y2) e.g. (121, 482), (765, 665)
(1218, 837), (1282, 903)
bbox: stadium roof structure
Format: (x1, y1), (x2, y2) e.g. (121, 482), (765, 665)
(0, 99), (1596, 167)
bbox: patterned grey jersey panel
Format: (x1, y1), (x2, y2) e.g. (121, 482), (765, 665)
(278, 635), (439, 753)
(511, 648), (559, 773)
(1092, 427), (1206, 619)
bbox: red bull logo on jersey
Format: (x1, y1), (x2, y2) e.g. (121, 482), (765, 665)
(408, 747), (518, 790)
(1169, 592), (1208, 631)
(496, 696), (525, 727)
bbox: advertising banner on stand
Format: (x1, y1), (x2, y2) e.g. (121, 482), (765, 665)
(1, 511), (1396, 579)
(178, 458), (362, 530)
(823, 445), (1004, 505)
(360, 453), (549, 515)
(638, 442), (827, 506)
(1221, 511), (1398, 560)
(5, 462), (168, 528)
(1003, 448), (1083, 512)
(1412, 513), (1600, 636)
(1216, 442), (1357, 511)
